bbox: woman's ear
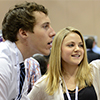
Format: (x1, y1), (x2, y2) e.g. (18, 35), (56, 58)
(18, 28), (28, 39)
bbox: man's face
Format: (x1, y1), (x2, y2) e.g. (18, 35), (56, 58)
(27, 11), (56, 56)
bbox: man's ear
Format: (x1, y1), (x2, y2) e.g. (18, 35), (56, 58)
(18, 28), (28, 39)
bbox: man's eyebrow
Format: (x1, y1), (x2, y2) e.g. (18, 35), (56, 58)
(43, 22), (50, 25)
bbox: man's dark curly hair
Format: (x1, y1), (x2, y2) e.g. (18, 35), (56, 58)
(2, 1), (48, 42)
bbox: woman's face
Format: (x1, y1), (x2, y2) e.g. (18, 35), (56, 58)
(61, 32), (84, 66)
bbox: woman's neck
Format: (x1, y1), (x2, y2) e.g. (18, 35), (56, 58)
(62, 64), (78, 77)
(62, 65), (78, 90)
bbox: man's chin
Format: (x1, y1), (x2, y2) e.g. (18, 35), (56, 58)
(43, 50), (50, 56)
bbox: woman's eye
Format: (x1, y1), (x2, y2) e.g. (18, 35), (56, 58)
(79, 44), (83, 47)
(68, 44), (74, 47)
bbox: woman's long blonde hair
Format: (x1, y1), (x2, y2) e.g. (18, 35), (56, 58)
(45, 27), (93, 95)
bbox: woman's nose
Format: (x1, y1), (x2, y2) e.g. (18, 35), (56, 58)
(74, 45), (80, 51)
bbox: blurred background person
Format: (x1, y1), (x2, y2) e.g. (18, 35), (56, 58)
(25, 57), (41, 93)
(33, 54), (48, 75)
(85, 38), (100, 63)
(25, 53), (49, 93)
(44, 53), (50, 68)
(26, 54), (48, 93)
(88, 36), (100, 54)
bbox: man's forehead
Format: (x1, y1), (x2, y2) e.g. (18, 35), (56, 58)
(34, 12), (50, 24)
(34, 11), (47, 19)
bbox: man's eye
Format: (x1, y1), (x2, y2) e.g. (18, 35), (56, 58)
(43, 25), (49, 29)
(68, 44), (74, 47)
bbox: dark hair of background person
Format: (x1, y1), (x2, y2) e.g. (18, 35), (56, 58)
(2, 1), (48, 42)
(44, 53), (50, 65)
(88, 36), (95, 41)
(85, 38), (94, 49)
(33, 55), (48, 75)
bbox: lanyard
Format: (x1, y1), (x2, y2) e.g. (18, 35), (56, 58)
(63, 78), (78, 100)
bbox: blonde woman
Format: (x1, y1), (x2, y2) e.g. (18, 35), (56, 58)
(28, 27), (98, 100)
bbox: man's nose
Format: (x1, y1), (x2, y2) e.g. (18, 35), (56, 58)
(49, 26), (56, 37)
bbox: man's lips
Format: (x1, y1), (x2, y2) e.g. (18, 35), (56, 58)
(48, 41), (52, 45)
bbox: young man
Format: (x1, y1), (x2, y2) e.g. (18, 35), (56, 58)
(0, 1), (55, 100)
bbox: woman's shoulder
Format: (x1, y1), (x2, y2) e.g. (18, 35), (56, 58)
(90, 59), (100, 69)
(34, 75), (47, 87)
